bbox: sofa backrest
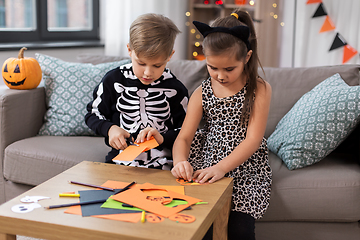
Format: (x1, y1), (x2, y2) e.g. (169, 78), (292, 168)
(167, 59), (209, 95)
(77, 55), (360, 139)
(260, 65), (360, 138)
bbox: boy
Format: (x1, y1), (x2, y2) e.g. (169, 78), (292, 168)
(85, 13), (188, 170)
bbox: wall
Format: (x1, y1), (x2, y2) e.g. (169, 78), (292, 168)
(0, 0), (107, 88)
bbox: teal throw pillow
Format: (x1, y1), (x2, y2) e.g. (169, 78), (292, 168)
(268, 73), (360, 170)
(36, 53), (130, 136)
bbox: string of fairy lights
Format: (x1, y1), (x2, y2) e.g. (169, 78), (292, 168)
(186, 0), (284, 59)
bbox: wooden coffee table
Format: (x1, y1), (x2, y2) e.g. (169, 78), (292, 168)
(0, 161), (233, 240)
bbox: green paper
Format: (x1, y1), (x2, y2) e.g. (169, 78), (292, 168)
(101, 198), (189, 210)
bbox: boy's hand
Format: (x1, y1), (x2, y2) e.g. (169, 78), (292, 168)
(136, 127), (164, 145)
(108, 125), (131, 150)
(171, 161), (194, 182)
(193, 165), (226, 184)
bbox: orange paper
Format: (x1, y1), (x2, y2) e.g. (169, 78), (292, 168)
(343, 44), (358, 64)
(101, 180), (185, 195)
(169, 213), (196, 223)
(110, 182), (202, 218)
(112, 137), (159, 162)
(319, 16), (335, 33)
(176, 178), (201, 186)
(306, 0), (322, 4)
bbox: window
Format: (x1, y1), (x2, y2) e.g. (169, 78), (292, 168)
(0, 0), (99, 44)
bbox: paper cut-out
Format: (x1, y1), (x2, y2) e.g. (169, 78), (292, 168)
(20, 196), (50, 203)
(12, 204), (39, 213)
(110, 182), (202, 218)
(100, 181), (186, 211)
(176, 178), (201, 186)
(112, 137), (159, 162)
(146, 214), (165, 223)
(169, 213), (196, 223)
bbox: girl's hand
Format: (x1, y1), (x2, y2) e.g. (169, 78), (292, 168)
(108, 125), (131, 150)
(136, 127), (164, 145)
(171, 161), (194, 182)
(193, 165), (226, 184)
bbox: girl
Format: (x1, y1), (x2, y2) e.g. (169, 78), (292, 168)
(171, 9), (272, 240)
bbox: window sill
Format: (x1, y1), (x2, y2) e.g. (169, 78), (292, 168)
(0, 40), (104, 51)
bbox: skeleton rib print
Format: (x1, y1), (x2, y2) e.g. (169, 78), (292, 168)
(115, 82), (177, 133)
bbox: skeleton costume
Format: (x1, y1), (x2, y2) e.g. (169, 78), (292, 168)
(85, 63), (188, 170)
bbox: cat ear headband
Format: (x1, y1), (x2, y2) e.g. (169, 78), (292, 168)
(193, 13), (251, 51)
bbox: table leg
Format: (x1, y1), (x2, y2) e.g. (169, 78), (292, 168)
(213, 195), (232, 240)
(0, 233), (16, 240)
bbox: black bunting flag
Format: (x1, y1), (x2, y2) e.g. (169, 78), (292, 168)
(312, 3), (327, 18)
(329, 33), (347, 51)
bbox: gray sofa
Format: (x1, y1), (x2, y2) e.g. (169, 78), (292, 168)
(0, 55), (359, 240)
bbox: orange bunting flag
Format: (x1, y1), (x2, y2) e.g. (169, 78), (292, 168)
(319, 16), (335, 33)
(342, 45), (358, 64)
(306, 0), (322, 4)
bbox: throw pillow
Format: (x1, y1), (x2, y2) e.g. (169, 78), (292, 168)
(35, 53), (131, 136)
(267, 73), (360, 170)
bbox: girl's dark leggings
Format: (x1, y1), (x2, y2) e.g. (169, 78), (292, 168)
(202, 211), (255, 240)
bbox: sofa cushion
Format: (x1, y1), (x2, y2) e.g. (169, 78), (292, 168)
(35, 53), (131, 136)
(3, 136), (110, 186)
(260, 64), (360, 138)
(268, 73), (360, 170)
(261, 153), (360, 222)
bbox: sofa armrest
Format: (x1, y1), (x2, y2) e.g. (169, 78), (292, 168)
(0, 87), (46, 164)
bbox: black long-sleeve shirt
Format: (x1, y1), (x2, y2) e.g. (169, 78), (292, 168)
(85, 63), (188, 168)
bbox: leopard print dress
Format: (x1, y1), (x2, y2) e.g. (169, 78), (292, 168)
(188, 78), (272, 220)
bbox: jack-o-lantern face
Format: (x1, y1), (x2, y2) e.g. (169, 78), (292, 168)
(2, 47), (42, 90)
(2, 63), (26, 86)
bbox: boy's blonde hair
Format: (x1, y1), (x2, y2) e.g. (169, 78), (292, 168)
(129, 13), (181, 59)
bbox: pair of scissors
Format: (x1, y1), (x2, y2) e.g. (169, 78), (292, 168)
(126, 134), (139, 147)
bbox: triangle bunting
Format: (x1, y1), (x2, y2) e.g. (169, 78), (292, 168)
(309, 2), (359, 64)
(329, 33), (347, 51)
(306, 0), (322, 4)
(343, 45), (358, 64)
(312, 3), (327, 18)
(319, 16), (335, 33)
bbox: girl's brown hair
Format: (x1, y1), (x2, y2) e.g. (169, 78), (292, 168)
(129, 13), (181, 59)
(202, 9), (264, 123)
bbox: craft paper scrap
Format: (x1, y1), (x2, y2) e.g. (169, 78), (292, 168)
(169, 213), (196, 223)
(176, 178), (201, 186)
(101, 198), (189, 210)
(112, 137), (159, 162)
(146, 214), (165, 223)
(101, 180), (185, 195)
(64, 205), (142, 223)
(78, 189), (141, 217)
(110, 182), (202, 218)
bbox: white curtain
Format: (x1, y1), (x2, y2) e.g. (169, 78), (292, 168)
(280, 0), (360, 67)
(103, 0), (188, 60)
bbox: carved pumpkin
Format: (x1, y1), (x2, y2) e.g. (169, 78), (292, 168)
(2, 47), (42, 90)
